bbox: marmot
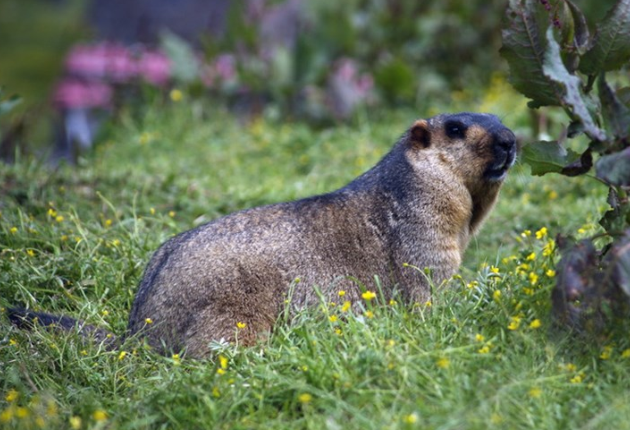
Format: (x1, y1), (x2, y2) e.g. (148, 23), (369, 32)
(9, 113), (516, 358)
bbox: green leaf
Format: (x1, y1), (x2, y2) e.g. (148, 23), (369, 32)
(598, 75), (630, 140)
(560, 0), (590, 71)
(596, 147), (630, 185)
(542, 28), (606, 141)
(160, 31), (200, 83)
(500, 0), (564, 108)
(579, 0), (630, 74)
(521, 140), (579, 176)
(564, 0), (590, 51)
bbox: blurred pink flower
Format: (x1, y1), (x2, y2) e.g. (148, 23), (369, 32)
(53, 79), (112, 109)
(138, 50), (171, 86)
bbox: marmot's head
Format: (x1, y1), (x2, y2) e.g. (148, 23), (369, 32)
(408, 112), (517, 189)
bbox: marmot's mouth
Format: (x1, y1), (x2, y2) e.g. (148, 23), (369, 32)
(485, 147), (517, 182)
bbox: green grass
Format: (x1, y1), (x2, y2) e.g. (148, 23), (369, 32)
(1, 94), (629, 429)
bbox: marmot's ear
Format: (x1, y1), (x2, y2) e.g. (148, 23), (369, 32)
(410, 120), (431, 148)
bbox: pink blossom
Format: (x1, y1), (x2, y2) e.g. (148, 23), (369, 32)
(53, 79), (112, 109)
(65, 44), (109, 78)
(138, 51), (171, 86)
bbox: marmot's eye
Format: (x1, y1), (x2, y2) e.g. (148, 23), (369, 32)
(445, 121), (467, 139)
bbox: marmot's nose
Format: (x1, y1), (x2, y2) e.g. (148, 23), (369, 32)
(495, 129), (516, 152)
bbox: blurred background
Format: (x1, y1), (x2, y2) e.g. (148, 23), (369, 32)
(0, 0), (616, 162)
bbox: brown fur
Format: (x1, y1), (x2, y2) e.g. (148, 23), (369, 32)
(126, 112), (516, 357)
(9, 112), (516, 358)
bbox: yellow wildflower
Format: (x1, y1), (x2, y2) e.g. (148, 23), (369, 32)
(16, 407), (28, 418)
(478, 345), (491, 354)
(403, 413), (418, 424)
(563, 363), (577, 372)
(570, 374), (583, 384)
(10, 227), (17, 234)
(389, 299), (397, 306)
(529, 319), (542, 329)
(145, 318), (153, 324)
(118, 351), (127, 360)
(521, 229), (531, 238)
(169, 211), (176, 218)
(212, 387), (220, 398)
(338, 290), (346, 297)
(219, 355), (228, 369)
(365, 310), (374, 319)
(542, 240), (556, 257)
(528, 387), (542, 398)
(467, 280), (479, 289)
(493, 290), (501, 301)
(621, 349), (630, 359)
(5, 389), (18, 402)
(236, 322), (247, 329)
(329, 315), (338, 322)
(529, 272), (539, 286)
(546, 269), (556, 277)
(508, 316), (521, 331)
(436, 357), (450, 369)
(216, 368), (226, 375)
(169, 89), (183, 102)
(526, 252), (536, 261)
(55, 215), (64, 223)
(475, 333), (485, 342)
(600, 346), (613, 360)
(26, 249), (35, 257)
(424, 300), (432, 307)
(361, 290), (376, 301)
(490, 266), (500, 274)
(0, 408), (13, 423)
(104, 219), (112, 227)
(341, 301), (351, 312)
(172, 354), (181, 365)
(298, 393), (312, 404)
(69, 416), (82, 429)
(516, 263), (530, 274)
(535, 227), (548, 240)
(93, 410), (108, 421)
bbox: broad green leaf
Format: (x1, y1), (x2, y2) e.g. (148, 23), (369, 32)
(500, 0), (564, 108)
(160, 31), (200, 83)
(564, 0), (590, 51)
(560, 0), (590, 71)
(596, 147), (630, 185)
(542, 28), (606, 141)
(521, 140), (579, 176)
(579, 0), (630, 74)
(598, 75), (630, 140)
